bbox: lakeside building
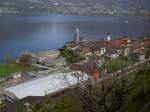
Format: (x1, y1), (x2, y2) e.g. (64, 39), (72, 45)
(22, 50), (67, 67)
(66, 31), (148, 61)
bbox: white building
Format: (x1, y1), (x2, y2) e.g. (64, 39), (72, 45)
(110, 54), (119, 59)
(100, 48), (106, 55)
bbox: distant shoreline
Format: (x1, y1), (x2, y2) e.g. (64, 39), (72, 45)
(0, 12), (150, 17)
(0, 14), (149, 64)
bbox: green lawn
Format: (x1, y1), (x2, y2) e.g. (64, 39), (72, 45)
(0, 64), (35, 78)
(103, 57), (134, 74)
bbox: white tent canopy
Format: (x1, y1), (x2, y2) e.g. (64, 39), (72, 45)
(5, 71), (89, 99)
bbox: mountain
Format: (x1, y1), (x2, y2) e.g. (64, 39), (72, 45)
(0, 0), (149, 15)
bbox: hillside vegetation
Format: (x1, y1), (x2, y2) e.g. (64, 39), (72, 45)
(15, 63), (150, 112)
(0, 0), (149, 15)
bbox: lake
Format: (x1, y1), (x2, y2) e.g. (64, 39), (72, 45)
(0, 14), (149, 63)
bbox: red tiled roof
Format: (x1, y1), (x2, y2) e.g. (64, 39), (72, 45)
(144, 39), (150, 46)
(92, 68), (100, 81)
(70, 64), (101, 81)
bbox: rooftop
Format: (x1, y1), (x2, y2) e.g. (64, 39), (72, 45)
(5, 71), (88, 99)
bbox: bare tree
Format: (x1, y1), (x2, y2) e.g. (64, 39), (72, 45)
(4, 53), (14, 65)
(19, 54), (32, 67)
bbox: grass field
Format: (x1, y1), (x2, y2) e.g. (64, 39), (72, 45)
(104, 57), (134, 74)
(0, 64), (34, 78)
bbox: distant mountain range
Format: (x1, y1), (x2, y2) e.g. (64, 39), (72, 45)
(0, 0), (149, 15)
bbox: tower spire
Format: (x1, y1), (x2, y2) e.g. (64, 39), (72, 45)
(107, 32), (111, 41)
(75, 27), (80, 43)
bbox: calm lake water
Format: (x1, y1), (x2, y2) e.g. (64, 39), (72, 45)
(0, 14), (149, 63)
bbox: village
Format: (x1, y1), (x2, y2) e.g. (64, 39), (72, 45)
(0, 28), (150, 109)
(63, 28), (150, 78)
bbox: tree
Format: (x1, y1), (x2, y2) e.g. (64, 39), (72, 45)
(19, 54), (32, 67)
(21, 64), (150, 112)
(4, 53), (13, 64)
